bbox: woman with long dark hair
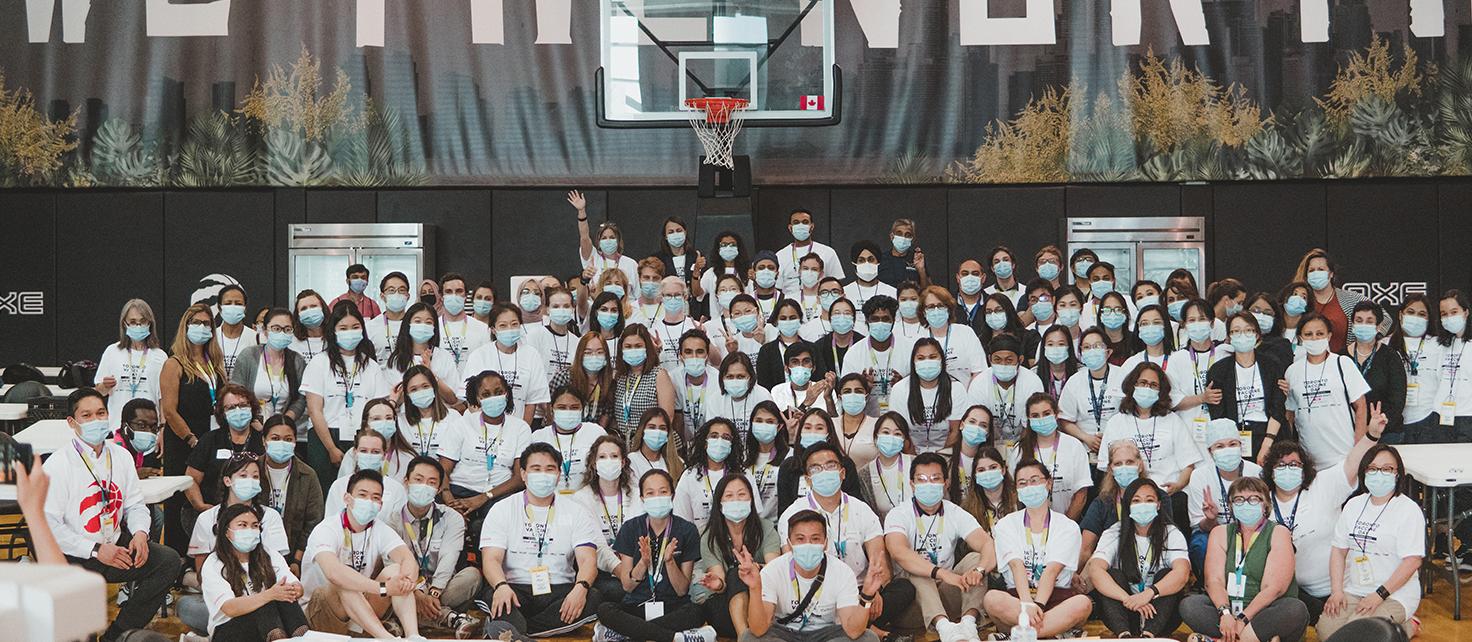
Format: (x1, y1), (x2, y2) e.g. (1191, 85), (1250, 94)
(301, 304), (386, 489)
(1035, 323), (1077, 400)
(628, 407), (687, 483)
(888, 337), (964, 453)
(566, 331), (615, 428)
(573, 434), (644, 606)
(855, 411), (917, 520)
(230, 307), (307, 423)
(673, 418), (753, 530)
(382, 303), (461, 405)
(700, 232), (750, 321)
(288, 290), (330, 361)
(691, 474), (782, 639)
(957, 446), (1017, 532)
(743, 401), (787, 518)
(1096, 291), (1137, 366)
(199, 503), (308, 641)
(773, 407), (870, 510)
(1088, 478), (1190, 638)
(1206, 312), (1288, 463)
(611, 323), (677, 441)
(396, 365), (462, 458)
(1098, 362), (1200, 528)
(1388, 293), (1442, 444)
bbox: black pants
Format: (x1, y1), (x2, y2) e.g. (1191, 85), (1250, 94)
(597, 600), (707, 642)
(702, 565), (750, 637)
(1299, 591), (1325, 625)
(1181, 594), (1308, 642)
(1095, 568), (1182, 637)
(450, 483), (497, 546)
(480, 582), (601, 635)
(873, 578), (916, 630)
(68, 541), (182, 642)
(212, 600), (309, 642)
(162, 433), (191, 557)
(595, 571), (627, 606)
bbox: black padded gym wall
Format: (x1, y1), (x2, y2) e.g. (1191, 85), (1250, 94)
(53, 191), (165, 364)
(947, 186), (1066, 288)
(607, 189), (702, 265)
(492, 189), (606, 290)
(1211, 183), (1328, 294)
(161, 190), (278, 327)
(754, 188), (832, 258)
(1437, 182), (1472, 295)
(1325, 180), (1440, 301)
(377, 190), (494, 289)
(0, 192), (58, 365)
(830, 187), (949, 289)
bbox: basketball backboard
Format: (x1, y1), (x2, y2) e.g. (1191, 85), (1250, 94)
(597, 0), (841, 128)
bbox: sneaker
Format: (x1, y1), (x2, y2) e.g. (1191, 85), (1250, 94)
(382, 618), (403, 638)
(181, 569), (200, 591)
(675, 625), (717, 642)
(592, 622), (629, 642)
(116, 581), (131, 606)
(880, 634), (913, 642)
(935, 619), (960, 642)
(455, 613), (485, 639)
(484, 620), (536, 642)
(987, 633), (1009, 641)
(958, 614), (981, 642)
(1187, 634), (1216, 642)
(1057, 628), (1084, 639)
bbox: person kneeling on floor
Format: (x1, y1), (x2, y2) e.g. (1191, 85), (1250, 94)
(741, 509), (878, 642)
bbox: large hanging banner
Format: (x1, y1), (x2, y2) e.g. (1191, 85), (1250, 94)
(0, 0), (1469, 186)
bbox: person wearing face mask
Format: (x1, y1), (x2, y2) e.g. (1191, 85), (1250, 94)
(1079, 262), (1137, 332)
(329, 263), (382, 321)
(953, 258), (990, 332)
(114, 399), (164, 476)
(706, 352), (772, 439)
(701, 232), (749, 312)
(565, 330), (617, 428)
(95, 299), (169, 428)
(967, 335), (1045, 450)
(528, 288), (585, 391)
(1346, 303), (1407, 437)
(976, 293), (1034, 367)
(747, 249), (784, 318)
(529, 386), (607, 496)
(301, 468), (423, 638)
(1165, 299), (1231, 463)
(775, 409), (871, 510)
(1387, 293), (1443, 444)
(647, 277), (698, 372)
(1051, 286), (1087, 344)
(289, 290), (331, 362)
(1205, 312), (1288, 463)
(610, 324), (678, 439)
(1284, 313), (1370, 470)
(1185, 420), (1265, 574)
(199, 503), (309, 642)
(160, 304), (228, 553)
(573, 435), (646, 605)
(882, 453), (996, 642)
(1058, 328), (1123, 457)
(789, 254), (830, 320)
(301, 304), (389, 490)
(854, 412), (918, 520)
(471, 279), (499, 327)
(1245, 293), (1295, 368)
(744, 402), (789, 518)
(184, 385), (265, 540)
(259, 415), (324, 578)
(512, 275), (548, 328)
(595, 468), (713, 642)
(336, 397), (419, 480)
(775, 442), (913, 639)
(382, 304), (463, 406)
(887, 338), (965, 453)
(1078, 440), (1163, 590)
(1180, 477), (1307, 642)
(832, 373), (878, 464)
(1277, 281), (1312, 349)
(478, 442), (603, 638)
(846, 240), (897, 310)
(1068, 248), (1099, 288)
(799, 277), (849, 342)
(1260, 411), (1384, 624)
(675, 418), (761, 530)
(627, 408), (687, 483)
(1131, 280), (1164, 319)
(893, 281), (927, 340)
(1206, 279), (1248, 343)
(1087, 478), (1191, 639)
(1097, 363), (1201, 518)
(1033, 324), (1076, 398)
(1317, 445), (1424, 639)
(1017, 279), (1056, 332)
(46, 389), (182, 642)
(771, 342), (836, 416)
(397, 365), (463, 457)
(630, 258), (669, 328)
(384, 457), (482, 636)
(1296, 249), (1375, 353)
(179, 454), (291, 636)
(691, 474), (783, 638)
(711, 293), (776, 362)
(909, 285), (985, 382)
(324, 430), (409, 517)
(673, 330), (721, 439)
(231, 308), (307, 423)
(1033, 245), (1066, 292)
(656, 214), (705, 290)
(878, 218), (928, 289)
(434, 273), (489, 370)
(776, 209), (846, 295)
(739, 509), (876, 642)
(214, 284), (260, 380)
(1432, 290), (1472, 441)
(758, 299), (823, 393)
(440, 370), (533, 528)
(463, 303), (553, 425)
(1095, 291), (1138, 366)
(983, 246), (1026, 309)
(1009, 394), (1093, 520)
(571, 189), (640, 287)
(708, 273), (750, 338)
(957, 446), (1018, 532)
(983, 461), (1093, 639)
(840, 296), (907, 416)
(945, 404), (996, 495)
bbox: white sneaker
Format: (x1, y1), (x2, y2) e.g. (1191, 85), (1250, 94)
(178, 633), (210, 642)
(959, 614), (981, 642)
(676, 625), (717, 642)
(935, 618), (961, 642)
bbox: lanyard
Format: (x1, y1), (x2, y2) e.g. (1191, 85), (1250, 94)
(1271, 491), (1300, 531)
(415, 418), (439, 457)
(1215, 472), (1235, 524)
(647, 518), (673, 593)
(1446, 340), (1468, 402)
(341, 510), (369, 569)
(1132, 417), (1158, 468)
(595, 485), (625, 545)
(1406, 337), (1425, 377)
(126, 348), (148, 397)
(402, 506), (437, 577)
(1353, 345), (1377, 376)
(441, 317), (466, 362)
(1350, 498), (1392, 554)
(524, 495), (557, 562)
(479, 414), (505, 475)
(787, 561), (824, 630)
(912, 500), (944, 563)
(623, 371), (646, 424)
(1144, 350), (1169, 370)
(72, 440), (114, 513)
(684, 379), (707, 427)
(1024, 510), (1052, 584)
(263, 351), (287, 411)
(1033, 441), (1058, 478)
(875, 455), (907, 507)
(194, 360), (219, 406)
(1087, 367), (1109, 425)
(552, 430), (577, 483)
(930, 325), (952, 357)
(338, 360), (360, 408)
(808, 493), (850, 558)
(1232, 525), (1258, 583)
(1236, 364), (1262, 416)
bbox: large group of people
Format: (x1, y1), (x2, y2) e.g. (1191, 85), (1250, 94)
(44, 194), (1443, 642)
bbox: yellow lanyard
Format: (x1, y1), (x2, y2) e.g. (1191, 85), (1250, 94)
(415, 418), (439, 456)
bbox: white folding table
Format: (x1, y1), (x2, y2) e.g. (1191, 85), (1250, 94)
(11, 420), (74, 456)
(1394, 443), (1472, 619)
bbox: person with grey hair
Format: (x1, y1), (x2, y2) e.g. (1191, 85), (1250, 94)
(94, 299), (169, 428)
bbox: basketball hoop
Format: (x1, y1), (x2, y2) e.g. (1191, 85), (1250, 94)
(685, 97), (749, 170)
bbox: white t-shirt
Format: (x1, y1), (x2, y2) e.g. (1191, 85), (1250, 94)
(1164, 345), (1232, 460)
(1185, 462), (1264, 530)
(1118, 351), (1173, 385)
(1057, 366), (1126, 439)
(778, 493), (885, 583)
(188, 503), (291, 557)
(202, 548), (297, 634)
(582, 253), (640, 295)
(301, 517), (407, 605)
(299, 353), (389, 442)
(436, 315), (491, 374)
(365, 314), (405, 364)
(776, 241), (846, 295)
(95, 345), (169, 428)
(984, 284), (1026, 309)
(707, 321), (776, 362)
(524, 323), (578, 386)
(461, 344), (552, 419)
(845, 281), (897, 311)
(288, 336), (327, 363)
(898, 325), (985, 382)
(1399, 336), (1444, 424)
(529, 423), (606, 494)
(673, 367), (722, 438)
(324, 475), (407, 519)
(398, 409), (463, 458)
(479, 493), (601, 585)
(1090, 522), (1189, 587)
(749, 454), (782, 520)
(1284, 355), (1370, 470)
(883, 500), (984, 570)
(840, 338), (910, 416)
(1005, 434), (1094, 510)
(966, 367), (1047, 448)
(441, 411), (534, 493)
(772, 382), (825, 415)
(266, 465), (291, 512)
(705, 385), (773, 440)
(1097, 413), (1202, 485)
(571, 484), (644, 573)
(993, 509), (1083, 589)
(648, 317), (698, 372)
(1234, 362), (1269, 423)
(1432, 338), (1472, 418)
(759, 552), (860, 633)
(251, 352), (297, 418)
(1332, 494), (1425, 614)
(1270, 467), (1354, 596)
(380, 349), (463, 401)
(673, 467), (761, 531)
(886, 377), (967, 452)
(215, 328), (260, 380)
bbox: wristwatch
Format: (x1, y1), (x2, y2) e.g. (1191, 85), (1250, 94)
(378, 582), (388, 597)
(1376, 585), (1391, 599)
(1218, 605), (1233, 617)
(429, 587), (443, 598)
(576, 580), (592, 590)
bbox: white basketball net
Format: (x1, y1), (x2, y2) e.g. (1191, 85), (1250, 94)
(687, 99), (748, 170)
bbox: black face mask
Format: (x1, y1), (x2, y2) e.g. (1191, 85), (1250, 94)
(421, 293), (437, 306)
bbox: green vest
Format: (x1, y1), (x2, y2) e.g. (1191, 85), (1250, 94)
(1224, 520), (1298, 602)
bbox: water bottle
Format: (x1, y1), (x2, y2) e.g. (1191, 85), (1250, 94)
(1010, 602), (1038, 642)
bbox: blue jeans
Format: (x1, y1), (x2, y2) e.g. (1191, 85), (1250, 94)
(178, 593), (208, 634)
(1189, 529), (1211, 577)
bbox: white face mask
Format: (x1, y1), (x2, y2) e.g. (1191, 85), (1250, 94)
(1303, 338), (1330, 356)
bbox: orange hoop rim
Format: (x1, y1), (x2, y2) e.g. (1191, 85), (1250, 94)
(685, 97), (750, 124)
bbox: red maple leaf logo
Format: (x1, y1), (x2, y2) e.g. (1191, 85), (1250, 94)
(79, 480), (123, 534)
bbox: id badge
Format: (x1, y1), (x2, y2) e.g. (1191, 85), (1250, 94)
(529, 566), (553, 595)
(1193, 416), (1209, 443)
(1227, 573), (1246, 599)
(215, 448), (233, 460)
(1353, 554), (1375, 585)
(1441, 401), (1457, 426)
(485, 453), (497, 471)
(645, 601), (665, 619)
(1239, 430), (1254, 458)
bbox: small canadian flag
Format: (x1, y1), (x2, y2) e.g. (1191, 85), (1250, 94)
(800, 95), (825, 110)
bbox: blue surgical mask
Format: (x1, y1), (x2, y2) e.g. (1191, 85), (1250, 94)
(187, 324), (213, 346)
(717, 291), (738, 310)
(370, 419), (397, 439)
(357, 452), (384, 470)
(802, 271), (823, 290)
(777, 318), (801, 338)
(1138, 324), (1166, 346)
(299, 307), (324, 328)
(752, 268), (778, 290)
(1253, 312), (1275, 334)
(898, 300), (920, 319)
(915, 359), (944, 381)
(1212, 448), (1243, 472)
(720, 500), (751, 522)
(891, 235), (913, 253)
(875, 434), (904, 457)
(1306, 270), (1331, 291)
(799, 432), (826, 448)
(406, 483), (437, 508)
(643, 428), (669, 451)
(335, 329), (364, 351)
(349, 278), (368, 294)
(1031, 300), (1054, 322)
(791, 223), (812, 242)
(526, 472), (559, 498)
(1401, 314), (1428, 338)
(1074, 260), (1095, 279)
(1029, 415), (1058, 436)
(1284, 295), (1308, 317)
(959, 275), (983, 296)
(788, 366), (812, 386)
(1056, 307), (1081, 327)
(1090, 280), (1114, 300)
(265, 440), (294, 464)
(1132, 387), (1160, 408)
(993, 261), (1014, 279)
(666, 231), (686, 248)
(719, 245), (740, 262)
(1018, 484), (1050, 508)
(622, 347), (648, 367)
(126, 324), (151, 342)
(810, 470), (842, 497)
(868, 321), (893, 342)
(1185, 321), (1213, 343)
(1225, 302), (1244, 316)
(750, 422), (778, 444)
(225, 407), (253, 431)
(976, 468), (1004, 490)
(518, 293), (542, 313)
(130, 431), (158, 454)
(640, 282), (660, 299)
(992, 364), (1018, 382)
(408, 388), (436, 409)
(733, 314), (759, 334)
(1129, 502), (1159, 525)
(350, 496), (382, 524)
(553, 409), (582, 430)
(1044, 345), (1070, 365)
(641, 494), (671, 518)
(1135, 295), (1159, 309)
(597, 310), (620, 330)
(914, 482), (944, 506)
(495, 327), (523, 348)
(231, 477), (261, 502)
(924, 307), (951, 328)
(1100, 309), (1127, 330)
(267, 331), (293, 351)
(229, 527), (262, 553)
(1080, 347), (1108, 370)
(705, 438), (732, 462)
(603, 284), (626, 299)
(840, 392), (867, 416)
(1352, 323), (1377, 343)
(549, 307), (575, 326)
(1037, 262), (1060, 281)
(442, 294), (466, 316)
(830, 314), (855, 334)
(962, 422), (987, 446)
(1234, 502), (1264, 527)
(1446, 314), (1468, 336)
(1365, 471), (1397, 497)
(599, 238), (620, 255)
(384, 293), (408, 313)
(683, 357), (706, 377)
(723, 377), (750, 398)
(985, 312), (1007, 331)
(1167, 300), (1186, 321)
(1274, 465), (1303, 491)
(792, 542), (825, 570)
(220, 305), (246, 326)
(408, 322), (435, 344)
(1111, 465), (1139, 488)
(1229, 333), (1257, 353)
(664, 296), (687, 316)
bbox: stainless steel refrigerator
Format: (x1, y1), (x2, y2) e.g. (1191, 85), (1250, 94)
(1064, 217), (1206, 290)
(287, 223), (436, 303)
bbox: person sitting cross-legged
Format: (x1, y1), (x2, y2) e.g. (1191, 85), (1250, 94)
(741, 509), (879, 642)
(388, 455), (485, 638)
